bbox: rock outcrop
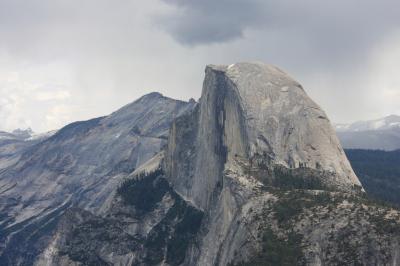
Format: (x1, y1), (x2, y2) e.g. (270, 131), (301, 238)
(166, 62), (361, 211)
(162, 63), (398, 266)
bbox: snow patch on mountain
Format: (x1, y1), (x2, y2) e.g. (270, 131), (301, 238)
(335, 115), (400, 132)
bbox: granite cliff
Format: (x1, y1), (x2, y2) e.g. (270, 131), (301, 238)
(166, 62), (362, 212)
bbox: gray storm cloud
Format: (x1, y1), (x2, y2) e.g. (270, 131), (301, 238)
(158, 0), (267, 44)
(159, 1), (400, 58)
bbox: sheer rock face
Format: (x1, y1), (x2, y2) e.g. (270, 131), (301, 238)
(166, 62), (361, 210)
(161, 62), (368, 265)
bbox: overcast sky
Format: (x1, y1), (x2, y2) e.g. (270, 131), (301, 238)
(1, 0), (400, 132)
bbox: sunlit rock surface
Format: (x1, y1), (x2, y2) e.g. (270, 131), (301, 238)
(166, 62), (361, 211)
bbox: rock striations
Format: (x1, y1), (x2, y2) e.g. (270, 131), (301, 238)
(166, 62), (361, 210)
(163, 62), (374, 265)
(1, 62), (400, 266)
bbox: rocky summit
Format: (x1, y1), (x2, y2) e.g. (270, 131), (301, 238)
(1, 62), (400, 266)
(166, 62), (362, 211)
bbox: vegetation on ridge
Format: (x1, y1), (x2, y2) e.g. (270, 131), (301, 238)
(116, 169), (204, 265)
(117, 168), (167, 213)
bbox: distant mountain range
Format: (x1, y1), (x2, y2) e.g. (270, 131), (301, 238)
(335, 115), (400, 132)
(335, 115), (400, 151)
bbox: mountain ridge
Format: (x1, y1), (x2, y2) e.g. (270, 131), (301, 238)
(0, 93), (196, 264)
(1, 62), (400, 265)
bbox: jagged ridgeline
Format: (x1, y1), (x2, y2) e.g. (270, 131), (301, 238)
(1, 62), (400, 266)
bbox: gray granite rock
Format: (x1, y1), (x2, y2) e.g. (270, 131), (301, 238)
(0, 93), (195, 264)
(166, 62), (362, 212)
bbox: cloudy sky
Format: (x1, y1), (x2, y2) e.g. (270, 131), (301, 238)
(1, 0), (400, 132)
